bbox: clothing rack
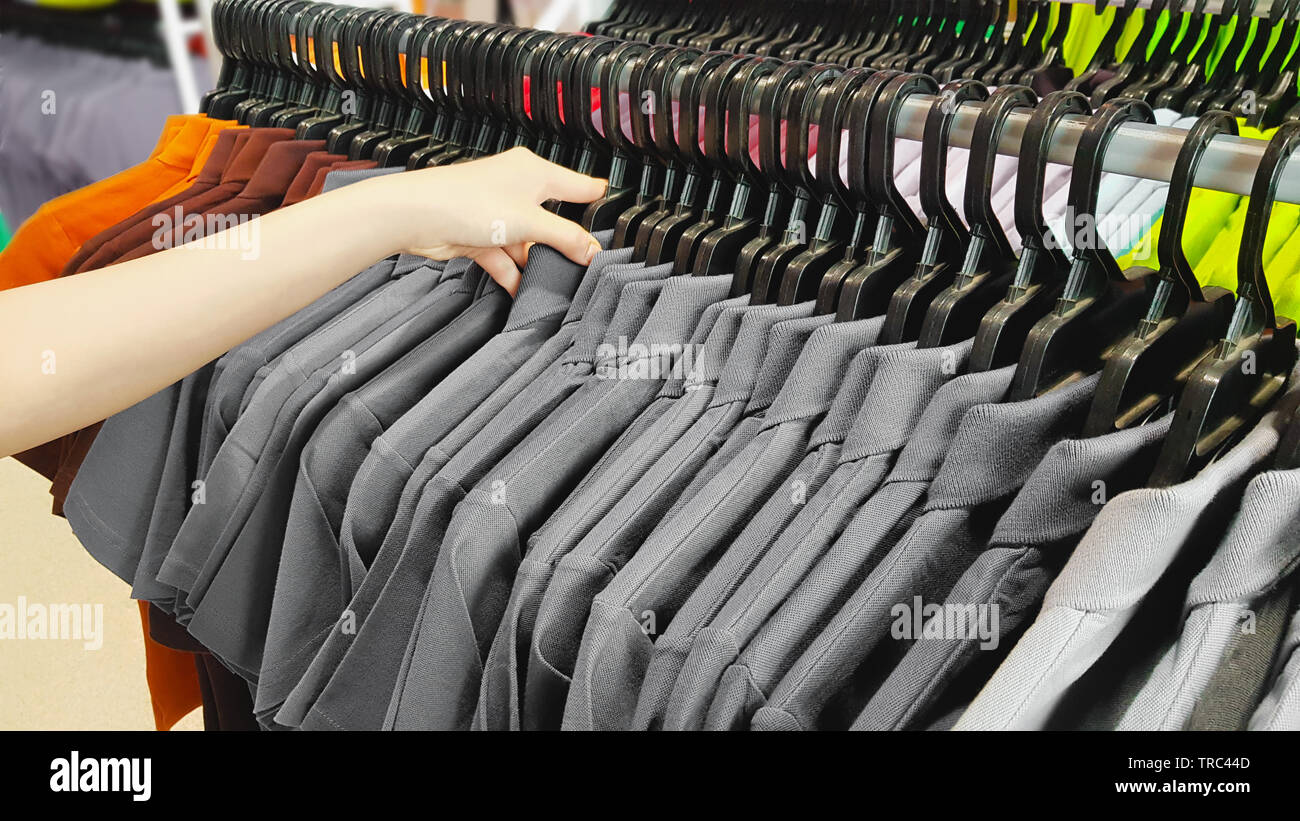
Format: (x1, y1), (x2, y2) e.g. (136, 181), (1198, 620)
(206, 0), (1300, 203)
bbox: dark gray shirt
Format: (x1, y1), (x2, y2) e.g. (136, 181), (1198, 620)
(853, 413), (1171, 731)
(751, 374), (1101, 731)
(385, 275), (735, 730)
(563, 318), (884, 731)
(522, 308), (830, 731)
(287, 264), (673, 730)
(700, 364), (1018, 731)
(254, 271), (511, 724)
(652, 339), (968, 731)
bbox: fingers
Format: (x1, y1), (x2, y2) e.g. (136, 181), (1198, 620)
(533, 156), (608, 205)
(520, 207), (602, 266)
(504, 241), (532, 268)
(473, 247), (523, 296)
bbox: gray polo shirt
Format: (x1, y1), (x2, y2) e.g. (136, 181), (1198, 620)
(466, 296), (751, 732)
(474, 300), (816, 731)
(174, 271), (481, 680)
(699, 363), (1018, 730)
(751, 373), (1100, 731)
(286, 266), (673, 730)
(254, 271), (512, 723)
(854, 413), (1172, 731)
(954, 401), (1295, 730)
(62, 255), (404, 592)
(271, 242), (626, 728)
(151, 265), (446, 608)
(384, 275), (735, 730)
(334, 239), (616, 579)
(653, 339), (968, 731)
(522, 309), (830, 731)
(631, 337), (918, 731)
(563, 318), (884, 731)
(1117, 467), (1300, 731)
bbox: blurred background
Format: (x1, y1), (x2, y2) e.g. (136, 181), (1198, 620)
(0, 0), (610, 240)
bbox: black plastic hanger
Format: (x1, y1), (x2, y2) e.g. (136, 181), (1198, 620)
(881, 79), (988, 344)
(968, 89), (1091, 370)
(691, 57), (786, 276)
(728, 60), (816, 294)
(641, 51), (735, 264)
(1150, 120), (1300, 485)
(1010, 98), (1162, 400)
(820, 70), (932, 317)
(747, 64), (850, 303)
(776, 67), (879, 305)
(916, 84), (1039, 346)
(1083, 110), (1240, 436)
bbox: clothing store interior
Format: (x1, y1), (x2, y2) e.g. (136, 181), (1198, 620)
(3, 0), (1300, 734)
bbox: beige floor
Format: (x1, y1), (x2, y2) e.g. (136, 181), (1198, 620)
(0, 457), (201, 730)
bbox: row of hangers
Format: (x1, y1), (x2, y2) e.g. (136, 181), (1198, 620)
(592, 0), (1300, 125)
(199, 0), (1300, 486)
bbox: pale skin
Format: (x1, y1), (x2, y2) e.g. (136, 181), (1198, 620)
(0, 148), (608, 458)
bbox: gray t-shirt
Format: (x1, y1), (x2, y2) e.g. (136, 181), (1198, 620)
(522, 309), (830, 731)
(954, 399), (1297, 731)
(385, 276), (735, 730)
(287, 264), (674, 731)
(854, 413), (1172, 731)
(176, 271), (479, 680)
(654, 339), (968, 731)
(254, 270), (511, 724)
(751, 374), (1101, 731)
(699, 364), (1018, 731)
(474, 300), (816, 731)
(563, 318), (884, 731)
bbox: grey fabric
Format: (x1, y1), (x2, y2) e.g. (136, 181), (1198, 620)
(563, 318), (884, 731)
(472, 295), (754, 730)
(854, 414), (1172, 731)
(386, 275), (735, 730)
(151, 265), (444, 607)
(271, 241), (618, 728)
(521, 307), (826, 731)
(253, 271), (512, 724)
(63, 256), (402, 594)
(319, 165), (404, 193)
(137, 259), (404, 612)
(748, 372), (1100, 731)
(288, 263), (671, 730)
(955, 397), (1299, 731)
(476, 301), (817, 732)
(1186, 580), (1296, 731)
(699, 364), (1018, 731)
(1117, 468), (1300, 731)
(633, 337), (917, 731)
(175, 270), (480, 680)
(1250, 600), (1300, 730)
(654, 339), (969, 731)
(233, 254), (444, 420)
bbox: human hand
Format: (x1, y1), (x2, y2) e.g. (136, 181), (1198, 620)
(374, 147), (608, 295)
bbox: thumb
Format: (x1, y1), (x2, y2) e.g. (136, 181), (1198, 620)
(536, 158), (608, 204)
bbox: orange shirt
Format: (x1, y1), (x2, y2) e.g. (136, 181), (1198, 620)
(0, 115), (234, 291)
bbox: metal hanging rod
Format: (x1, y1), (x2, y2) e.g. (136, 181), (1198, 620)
(889, 94), (1295, 200)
